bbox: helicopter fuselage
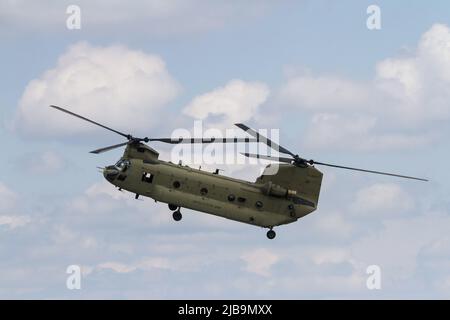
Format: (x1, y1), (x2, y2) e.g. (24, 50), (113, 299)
(103, 143), (322, 228)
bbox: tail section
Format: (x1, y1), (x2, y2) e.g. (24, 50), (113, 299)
(256, 164), (323, 205)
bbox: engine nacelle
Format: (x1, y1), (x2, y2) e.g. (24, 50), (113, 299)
(261, 181), (297, 198)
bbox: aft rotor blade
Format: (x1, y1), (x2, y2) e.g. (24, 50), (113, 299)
(148, 137), (258, 144)
(241, 153), (294, 164)
(234, 123), (296, 157)
(311, 161), (428, 182)
(90, 142), (129, 154)
(49, 105), (130, 139)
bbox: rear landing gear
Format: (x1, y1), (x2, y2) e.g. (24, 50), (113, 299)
(266, 228), (276, 240)
(168, 203), (178, 211)
(172, 210), (182, 221)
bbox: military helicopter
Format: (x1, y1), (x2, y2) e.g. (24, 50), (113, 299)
(50, 105), (428, 239)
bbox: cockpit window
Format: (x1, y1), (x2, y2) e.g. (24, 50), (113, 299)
(115, 159), (131, 172)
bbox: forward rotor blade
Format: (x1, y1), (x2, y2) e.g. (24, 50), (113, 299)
(148, 137), (258, 144)
(311, 161), (428, 182)
(90, 142), (129, 154)
(49, 105), (130, 139)
(234, 123), (296, 157)
(241, 153), (294, 164)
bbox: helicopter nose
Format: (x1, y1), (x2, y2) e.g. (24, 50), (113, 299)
(103, 166), (119, 182)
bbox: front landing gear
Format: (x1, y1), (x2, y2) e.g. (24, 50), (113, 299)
(266, 228), (276, 240)
(172, 210), (182, 221)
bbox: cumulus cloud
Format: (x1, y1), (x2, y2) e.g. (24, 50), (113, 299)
(280, 23), (450, 151)
(13, 42), (180, 138)
(96, 262), (137, 274)
(350, 183), (414, 216)
(303, 113), (432, 151)
(311, 212), (355, 239)
(374, 24), (450, 125)
(183, 79), (270, 128)
(95, 257), (172, 274)
(17, 151), (65, 174)
(311, 247), (352, 266)
(0, 182), (30, 229)
(0, 215), (31, 229)
(280, 74), (370, 110)
(241, 248), (279, 277)
(351, 212), (450, 284)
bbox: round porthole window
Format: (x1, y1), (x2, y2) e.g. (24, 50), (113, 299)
(173, 181), (181, 189)
(255, 201), (263, 208)
(200, 187), (208, 195)
(228, 194), (235, 202)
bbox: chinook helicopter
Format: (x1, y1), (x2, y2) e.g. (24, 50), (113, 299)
(50, 105), (428, 239)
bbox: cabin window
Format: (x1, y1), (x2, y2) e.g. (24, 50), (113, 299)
(173, 181), (181, 189)
(117, 174), (127, 181)
(115, 159), (131, 172)
(142, 172), (153, 183)
(227, 194), (235, 202)
(237, 197), (246, 203)
(255, 201), (263, 208)
(200, 187), (208, 195)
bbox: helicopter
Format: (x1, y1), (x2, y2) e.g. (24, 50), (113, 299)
(49, 105), (428, 239)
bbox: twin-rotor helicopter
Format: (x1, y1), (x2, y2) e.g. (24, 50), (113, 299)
(50, 105), (427, 239)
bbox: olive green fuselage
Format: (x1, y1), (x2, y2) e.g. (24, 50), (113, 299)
(104, 144), (323, 229)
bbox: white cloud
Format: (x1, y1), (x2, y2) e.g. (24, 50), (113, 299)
(0, 215), (31, 229)
(19, 151), (65, 174)
(303, 113), (432, 151)
(350, 183), (414, 216)
(85, 181), (129, 201)
(312, 212), (355, 239)
(95, 257), (174, 274)
(67, 180), (172, 228)
(374, 24), (450, 125)
(311, 247), (351, 265)
(280, 24), (450, 151)
(283, 24), (450, 124)
(351, 212), (450, 282)
(97, 262), (137, 274)
(279, 74), (370, 110)
(241, 248), (279, 277)
(183, 79), (269, 128)
(50, 225), (78, 244)
(14, 42), (180, 138)
(0, 183), (30, 229)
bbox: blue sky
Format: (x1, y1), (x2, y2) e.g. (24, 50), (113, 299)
(1, 0), (450, 299)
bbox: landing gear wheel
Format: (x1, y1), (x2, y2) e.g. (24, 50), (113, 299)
(168, 203), (178, 211)
(266, 229), (276, 240)
(172, 210), (182, 221)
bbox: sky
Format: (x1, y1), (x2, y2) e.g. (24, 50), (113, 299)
(1, 0), (450, 299)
